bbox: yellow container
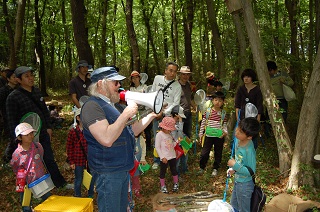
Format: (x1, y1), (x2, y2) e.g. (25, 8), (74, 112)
(34, 195), (93, 212)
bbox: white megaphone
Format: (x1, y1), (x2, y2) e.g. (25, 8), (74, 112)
(119, 89), (164, 114)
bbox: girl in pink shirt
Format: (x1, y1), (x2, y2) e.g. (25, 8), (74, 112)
(155, 117), (179, 193)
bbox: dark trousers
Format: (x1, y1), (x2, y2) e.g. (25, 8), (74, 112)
(41, 133), (66, 188)
(160, 158), (178, 179)
(200, 136), (224, 170)
(144, 122), (152, 150)
(183, 112), (192, 138)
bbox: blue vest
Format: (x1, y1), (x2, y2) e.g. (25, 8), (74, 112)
(83, 97), (135, 173)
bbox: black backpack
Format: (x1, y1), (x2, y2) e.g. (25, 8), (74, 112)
(245, 166), (267, 212)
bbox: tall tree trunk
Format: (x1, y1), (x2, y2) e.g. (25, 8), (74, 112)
(112, 2), (117, 65)
(206, 0), (225, 78)
(161, 0), (169, 62)
(308, 0), (314, 78)
(61, 0), (72, 80)
(285, 0), (303, 106)
(172, 0), (179, 64)
(239, 0), (293, 175)
(34, 0), (47, 96)
(316, 0), (320, 52)
(70, 0), (94, 66)
(14, 0), (27, 63)
(140, 0), (160, 72)
(2, 0), (15, 69)
(125, 0), (140, 71)
(100, 0), (109, 66)
(183, 0), (195, 69)
(232, 13), (247, 88)
(287, 45), (320, 189)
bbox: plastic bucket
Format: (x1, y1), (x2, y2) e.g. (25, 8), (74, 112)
(28, 174), (55, 198)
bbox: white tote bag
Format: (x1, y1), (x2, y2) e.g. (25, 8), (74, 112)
(283, 84), (296, 101)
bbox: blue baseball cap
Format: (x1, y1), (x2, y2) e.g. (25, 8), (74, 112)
(90, 67), (126, 83)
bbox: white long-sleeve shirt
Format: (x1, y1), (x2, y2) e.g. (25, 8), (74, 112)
(152, 75), (181, 116)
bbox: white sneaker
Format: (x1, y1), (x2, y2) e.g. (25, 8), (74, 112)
(211, 169), (218, 176)
(152, 163), (159, 169)
(64, 183), (74, 189)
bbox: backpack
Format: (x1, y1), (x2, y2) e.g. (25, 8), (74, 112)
(245, 166), (266, 212)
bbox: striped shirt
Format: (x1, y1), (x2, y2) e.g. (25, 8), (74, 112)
(199, 108), (227, 138)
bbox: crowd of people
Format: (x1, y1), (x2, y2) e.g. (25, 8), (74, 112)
(0, 60), (294, 212)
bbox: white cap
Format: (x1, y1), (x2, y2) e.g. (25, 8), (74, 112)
(15, 123), (36, 137)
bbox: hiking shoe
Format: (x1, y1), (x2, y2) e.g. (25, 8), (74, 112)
(197, 169), (205, 175)
(152, 163), (159, 169)
(211, 169), (218, 176)
(173, 183), (179, 192)
(160, 186), (168, 194)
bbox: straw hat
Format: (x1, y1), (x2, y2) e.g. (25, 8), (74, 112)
(206, 71), (214, 79)
(179, 66), (192, 74)
(159, 117), (176, 131)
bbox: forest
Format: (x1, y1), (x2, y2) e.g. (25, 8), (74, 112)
(1, 0), (320, 211)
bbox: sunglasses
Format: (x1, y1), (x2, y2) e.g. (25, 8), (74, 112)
(108, 80), (121, 86)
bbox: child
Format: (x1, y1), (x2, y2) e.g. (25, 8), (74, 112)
(66, 108), (94, 197)
(155, 117), (179, 193)
(131, 132), (147, 199)
(10, 123), (51, 212)
(171, 105), (188, 177)
(198, 91), (228, 176)
(227, 117), (260, 212)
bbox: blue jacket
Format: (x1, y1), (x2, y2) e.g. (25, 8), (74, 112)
(83, 97), (135, 173)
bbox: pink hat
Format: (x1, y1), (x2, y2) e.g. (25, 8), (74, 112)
(159, 117), (176, 131)
(15, 123), (36, 137)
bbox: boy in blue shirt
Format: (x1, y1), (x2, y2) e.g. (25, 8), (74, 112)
(227, 117), (260, 212)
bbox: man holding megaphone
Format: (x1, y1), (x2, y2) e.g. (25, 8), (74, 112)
(80, 67), (159, 212)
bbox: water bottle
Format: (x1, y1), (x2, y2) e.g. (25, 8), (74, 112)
(16, 169), (26, 192)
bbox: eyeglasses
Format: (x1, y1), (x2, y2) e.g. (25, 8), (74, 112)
(107, 80), (121, 86)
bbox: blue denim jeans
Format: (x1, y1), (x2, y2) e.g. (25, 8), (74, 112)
(20, 191), (51, 212)
(74, 165), (95, 197)
(231, 180), (254, 212)
(176, 153), (188, 176)
(93, 170), (129, 212)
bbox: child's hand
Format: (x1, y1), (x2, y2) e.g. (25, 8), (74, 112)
(227, 158), (236, 167)
(220, 131), (227, 138)
(161, 158), (168, 164)
(70, 164), (75, 170)
(198, 135), (203, 144)
(140, 161), (147, 165)
(227, 168), (235, 176)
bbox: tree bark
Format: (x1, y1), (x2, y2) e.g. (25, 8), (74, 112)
(231, 12), (247, 88)
(287, 44), (320, 190)
(112, 2), (117, 65)
(285, 0), (303, 106)
(161, 0), (169, 61)
(2, 0), (15, 69)
(316, 0), (320, 52)
(140, 0), (160, 72)
(61, 0), (72, 80)
(70, 0), (94, 67)
(183, 0), (195, 69)
(100, 0), (109, 66)
(125, 0), (140, 71)
(240, 0), (293, 175)
(34, 0), (47, 96)
(172, 0), (179, 64)
(206, 0), (225, 78)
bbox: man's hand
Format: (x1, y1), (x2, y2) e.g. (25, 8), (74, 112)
(124, 101), (138, 120)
